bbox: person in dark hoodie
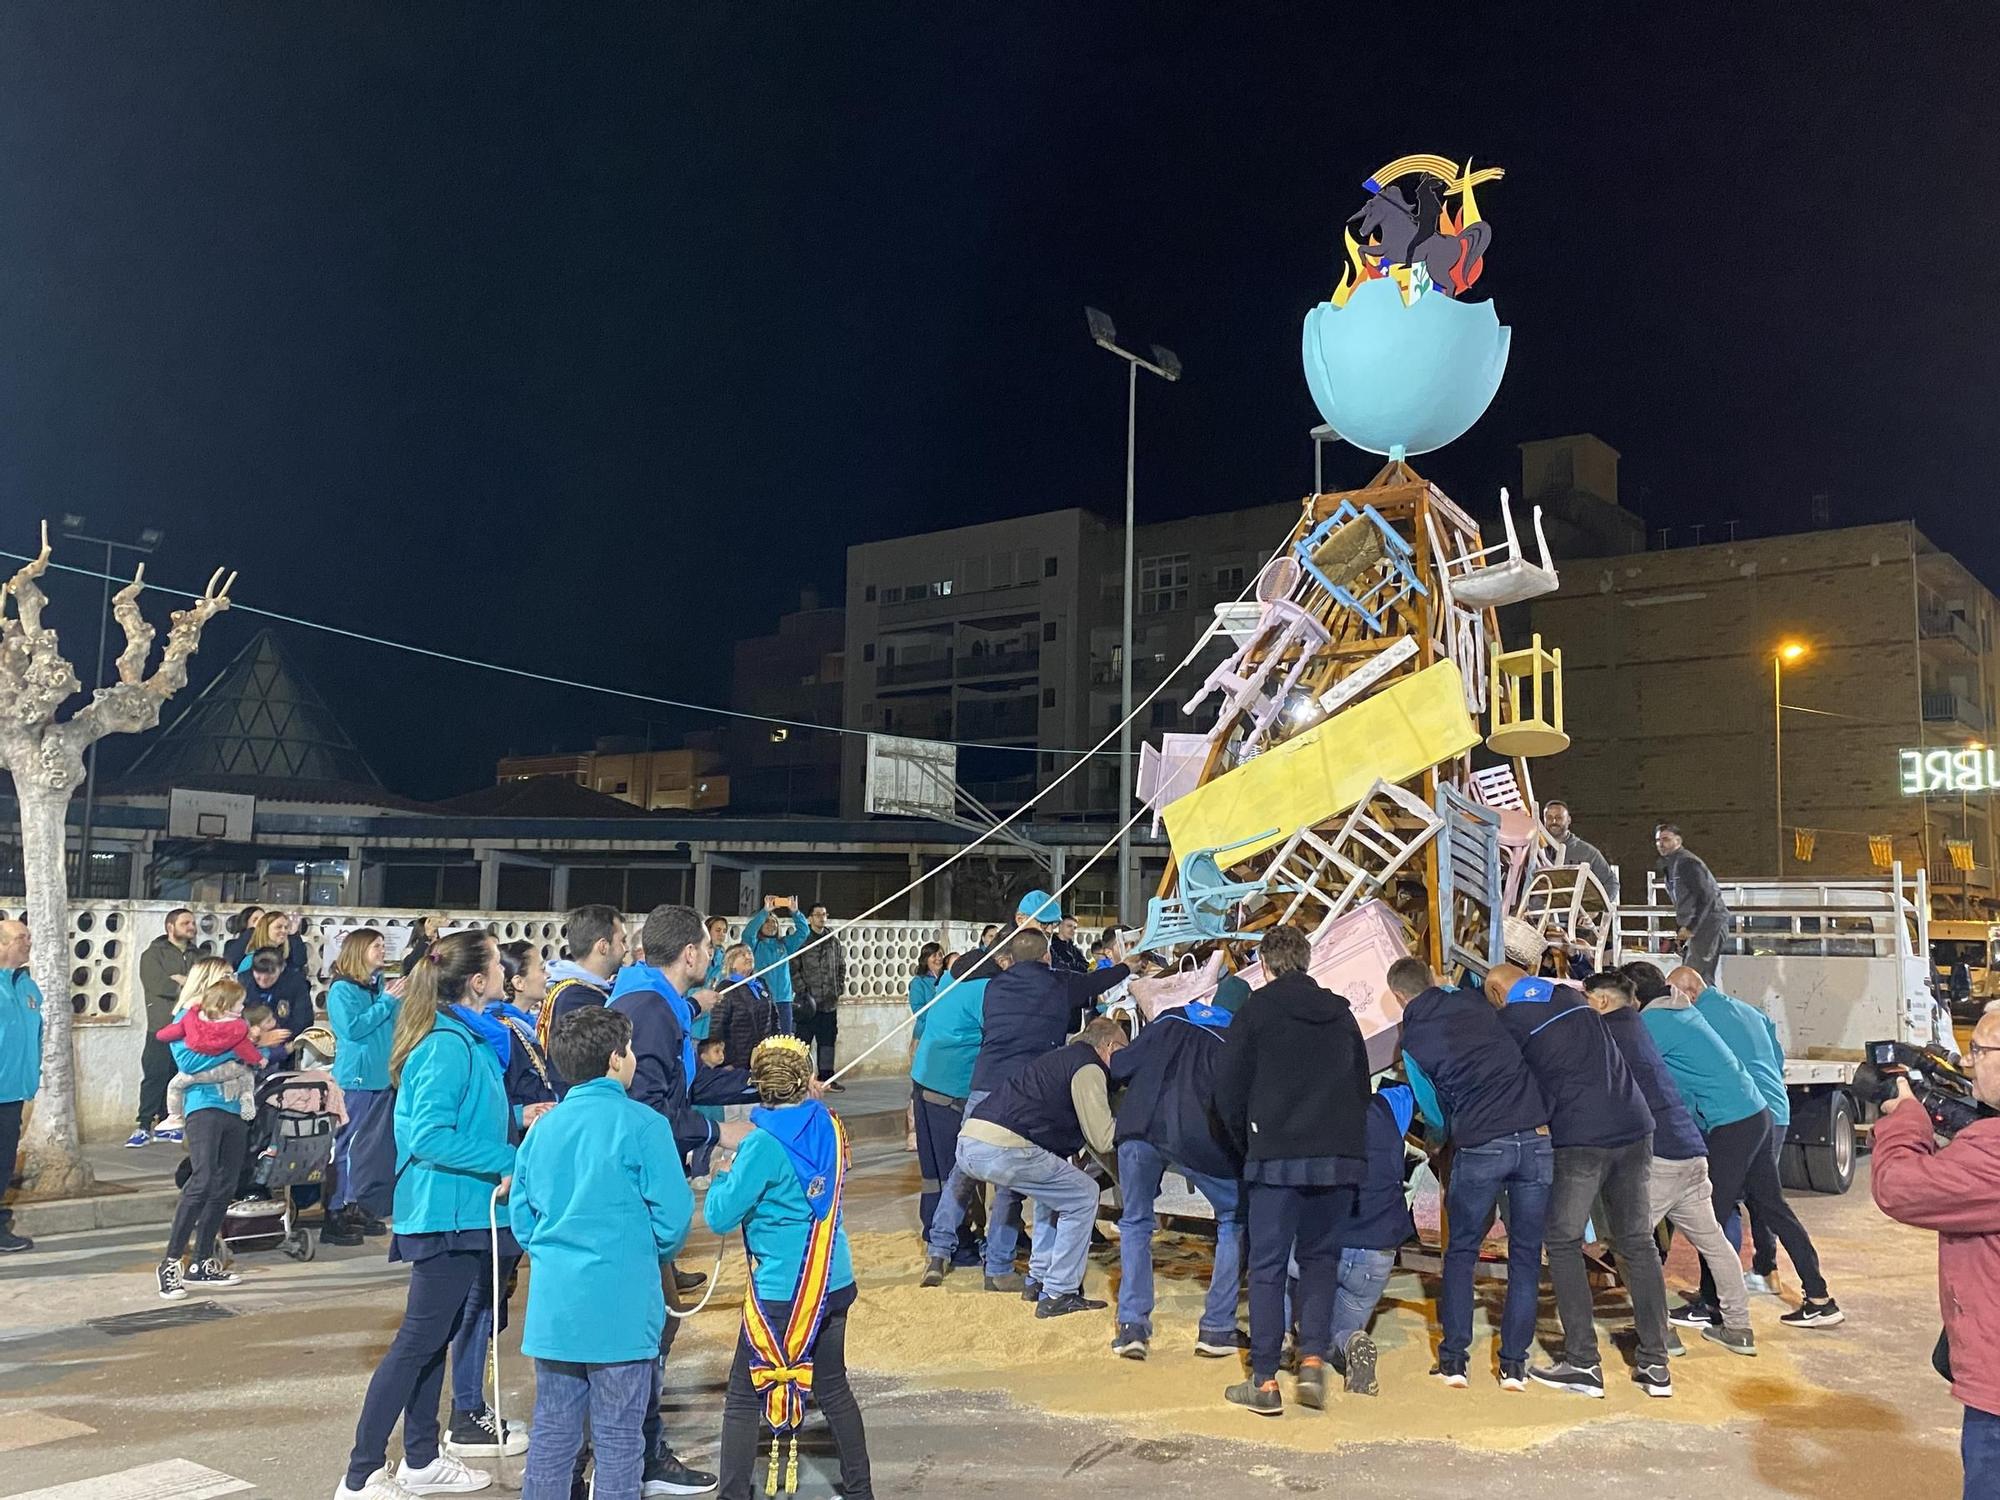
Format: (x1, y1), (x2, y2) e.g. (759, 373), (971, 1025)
(1485, 962), (1672, 1401)
(1107, 986), (1245, 1363)
(244, 947), (313, 1070)
(1392, 957), (1552, 1392)
(1211, 925), (1370, 1417)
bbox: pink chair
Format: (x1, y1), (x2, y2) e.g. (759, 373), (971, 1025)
(1469, 764), (1551, 914)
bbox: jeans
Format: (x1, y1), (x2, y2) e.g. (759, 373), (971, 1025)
(912, 1086), (981, 1260)
(1966, 1404), (2000, 1500)
(1247, 1182), (1346, 1383)
(1115, 1138), (1244, 1339)
(523, 1359), (651, 1500)
(165, 1110), (250, 1262)
(1439, 1128), (1553, 1368)
(1330, 1246), (1397, 1351)
(1722, 1124), (1788, 1274)
(346, 1249), (485, 1488)
(925, 1091), (1024, 1275)
(719, 1286), (871, 1500)
(450, 1254), (520, 1413)
(137, 1036), (177, 1130)
(1648, 1154), (1748, 1328)
(331, 1087), (388, 1213)
(955, 1135), (1097, 1298)
(1701, 1109), (1827, 1303)
(1548, 1138), (1670, 1367)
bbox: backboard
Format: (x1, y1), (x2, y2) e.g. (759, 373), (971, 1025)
(864, 734), (957, 819)
(167, 787), (255, 841)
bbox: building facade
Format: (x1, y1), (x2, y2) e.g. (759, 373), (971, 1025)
(1529, 521), (2000, 913)
(726, 591), (845, 816)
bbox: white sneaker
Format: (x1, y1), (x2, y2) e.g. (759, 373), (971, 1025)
(1744, 1272), (1781, 1297)
(335, 1472), (421, 1500)
(395, 1455), (491, 1495)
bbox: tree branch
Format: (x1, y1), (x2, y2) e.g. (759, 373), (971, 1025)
(63, 566), (235, 747)
(0, 521), (82, 732)
(110, 564), (154, 686)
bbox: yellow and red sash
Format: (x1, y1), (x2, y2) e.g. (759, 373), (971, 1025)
(741, 1110), (849, 1497)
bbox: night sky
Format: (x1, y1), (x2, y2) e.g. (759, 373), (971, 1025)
(3, 7), (1994, 799)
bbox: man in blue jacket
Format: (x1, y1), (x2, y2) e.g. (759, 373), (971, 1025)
(1391, 956), (1551, 1392)
(1485, 963), (1671, 1400)
(0, 919), (43, 1255)
(512, 1006), (693, 1500)
(915, 954), (1010, 1282)
(1106, 992), (1243, 1362)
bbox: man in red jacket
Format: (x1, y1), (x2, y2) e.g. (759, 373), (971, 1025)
(1871, 1009), (2000, 1500)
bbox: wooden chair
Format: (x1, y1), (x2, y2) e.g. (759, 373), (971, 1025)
(1468, 763), (1551, 914)
(1294, 501), (1428, 634)
(1137, 829), (1277, 953)
(1517, 862), (1617, 970)
(1488, 634), (1569, 756)
(1435, 488), (1559, 609)
(1137, 732), (1211, 836)
(1436, 781), (1505, 977)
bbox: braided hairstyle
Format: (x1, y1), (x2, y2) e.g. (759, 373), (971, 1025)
(748, 1035), (815, 1107)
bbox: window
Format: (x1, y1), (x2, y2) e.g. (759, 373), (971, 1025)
(1045, 556), (1059, 578)
(863, 584), (877, 602)
(929, 579), (953, 597)
(862, 643), (875, 662)
(881, 586), (903, 604)
(1140, 553), (1191, 614)
(1214, 564), (1247, 594)
(613, 781), (630, 795)
(1043, 688), (1056, 709)
(1042, 621), (1057, 641)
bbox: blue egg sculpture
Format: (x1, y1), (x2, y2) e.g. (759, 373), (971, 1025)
(1300, 278), (1511, 458)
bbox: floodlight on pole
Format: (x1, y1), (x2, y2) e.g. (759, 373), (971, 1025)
(1085, 305), (1182, 922)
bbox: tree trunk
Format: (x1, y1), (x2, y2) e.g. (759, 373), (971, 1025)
(15, 778), (90, 1199)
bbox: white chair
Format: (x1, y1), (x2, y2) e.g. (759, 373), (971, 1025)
(1517, 862), (1617, 969)
(1436, 488), (1559, 609)
(1136, 733), (1211, 835)
(1182, 555), (1334, 751)
(1263, 779), (1444, 939)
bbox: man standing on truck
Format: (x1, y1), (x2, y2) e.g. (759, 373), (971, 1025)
(1544, 801), (1620, 904)
(1655, 823), (1731, 983)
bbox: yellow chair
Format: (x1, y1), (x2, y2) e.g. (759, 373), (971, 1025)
(1488, 634), (1568, 756)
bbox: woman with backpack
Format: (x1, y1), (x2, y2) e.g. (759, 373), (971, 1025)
(338, 930), (517, 1500)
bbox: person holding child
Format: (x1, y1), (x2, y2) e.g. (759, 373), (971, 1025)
(511, 1005), (693, 1500)
(338, 931), (517, 1500)
(704, 1034), (873, 1500)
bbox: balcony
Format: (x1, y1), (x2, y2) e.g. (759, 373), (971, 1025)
(964, 775), (1038, 809)
(878, 578), (1042, 627)
(957, 647), (1041, 681)
(1928, 858), (1996, 892)
(1920, 609), (1983, 656)
(876, 658), (953, 687)
(1923, 692), (1991, 734)
(958, 700), (1041, 739)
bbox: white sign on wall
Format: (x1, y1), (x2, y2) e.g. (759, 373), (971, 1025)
(1899, 747), (2000, 795)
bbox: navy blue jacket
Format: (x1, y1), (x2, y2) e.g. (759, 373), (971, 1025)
(609, 976), (750, 1176)
(1398, 986), (1550, 1148)
(1599, 1006), (1705, 1160)
(1110, 1010), (1235, 1180)
(1339, 1088), (1418, 1251)
(1498, 981), (1653, 1151)
(973, 1041), (1106, 1158)
(970, 960), (1128, 1094)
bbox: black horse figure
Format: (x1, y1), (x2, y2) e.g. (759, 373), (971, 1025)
(1345, 175), (1492, 296)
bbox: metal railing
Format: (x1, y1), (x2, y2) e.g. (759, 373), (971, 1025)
(1617, 864), (1929, 963)
(1920, 609), (1983, 655)
(1923, 692), (1990, 733)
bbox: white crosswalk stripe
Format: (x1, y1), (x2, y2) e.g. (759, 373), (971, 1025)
(0, 1459), (253, 1500)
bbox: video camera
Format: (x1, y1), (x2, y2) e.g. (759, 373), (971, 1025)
(1855, 1040), (1993, 1139)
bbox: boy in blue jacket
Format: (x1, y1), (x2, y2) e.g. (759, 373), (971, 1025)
(511, 1007), (693, 1500)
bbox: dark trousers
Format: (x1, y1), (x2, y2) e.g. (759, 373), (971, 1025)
(911, 1085), (981, 1258)
(1246, 1181), (1345, 1383)
(0, 1099), (21, 1230)
(1700, 1109), (1827, 1303)
(720, 1286), (871, 1500)
(332, 1087), (389, 1213)
(165, 1111), (249, 1262)
(1723, 1124), (1787, 1275)
(1684, 913), (1727, 984)
(346, 1248), (485, 1488)
(1547, 1137), (1671, 1367)
(1965, 1404), (2000, 1500)
(802, 1005), (838, 1079)
(137, 1037), (177, 1130)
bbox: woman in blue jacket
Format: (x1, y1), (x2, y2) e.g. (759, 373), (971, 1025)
(0, 920), (44, 1256)
(324, 930), (403, 1246)
(340, 930), (516, 1500)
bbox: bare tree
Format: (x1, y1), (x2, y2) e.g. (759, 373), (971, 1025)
(0, 523), (234, 1197)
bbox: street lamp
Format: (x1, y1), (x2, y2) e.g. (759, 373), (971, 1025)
(1773, 640), (1808, 874)
(62, 518), (164, 895)
(1085, 307), (1181, 921)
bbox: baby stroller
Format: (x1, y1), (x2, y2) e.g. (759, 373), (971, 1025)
(178, 1071), (340, 1263)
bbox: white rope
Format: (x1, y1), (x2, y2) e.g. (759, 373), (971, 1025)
(486, 1184), (510, 1471)
(665, 1242), (729, 1320)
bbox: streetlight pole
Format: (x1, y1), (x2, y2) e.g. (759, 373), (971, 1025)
(1773, 641), (1807, 876)
(62, 518), (163, 896)
(1086, 308), (1180, 923)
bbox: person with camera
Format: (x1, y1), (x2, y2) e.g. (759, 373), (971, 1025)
(1871, 1010), (2000, 1500)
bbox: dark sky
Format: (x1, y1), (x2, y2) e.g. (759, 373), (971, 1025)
(3, 6), (1995, 798)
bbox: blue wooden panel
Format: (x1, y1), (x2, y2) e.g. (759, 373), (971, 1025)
(1434, 782), (1503, 977)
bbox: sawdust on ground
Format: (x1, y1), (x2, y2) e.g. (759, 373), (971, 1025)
(831, 1228), (1829, 1455)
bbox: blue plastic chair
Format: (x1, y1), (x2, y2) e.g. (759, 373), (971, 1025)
(1294, 501), (1428, 633)
(1137, 829), (1279, 953)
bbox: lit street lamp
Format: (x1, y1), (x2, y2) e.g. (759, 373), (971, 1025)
(62, 516), (164, 895)
(1774, 640), (1807, 874)
(1085, 307), (1181, 921)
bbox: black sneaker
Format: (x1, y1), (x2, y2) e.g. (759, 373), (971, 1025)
(1528, 1360), (1605, 1399)
(1498, 1359), (1527, 1392)
(1195, 1328), (1251, 1359)
(321, 1211), (366, 1248)
(1296, 1358), (1327, 1410)
(1779, 1297), (1845, 1329)
(920, 1257), (949, 1288)
(1224, 1378), (1282, 1416)
(983, 1272), (1025, 1294)
(156, 1257), (186, 1302)
(1633, 1363), (1674, 1399)
(641, 1451), (716, 1496)
(1034, 1291), (1106, 1319)
(1111, 1323), (1149, 1359)
(671, 1264), (707, 1295)
(1430, 1360), (1468, 1389)
(0, 1228), (32, 1254)
(183, 1258), (241, 1288)
(823, 1079), (846, 1093)
(1668, 1299), (1721, 1327)
(444, 1405), (528, 1458)
(1341, 1331), (1378, 1396)
(1020, 1279), (1043, 1303)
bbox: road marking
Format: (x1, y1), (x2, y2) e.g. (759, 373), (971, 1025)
(0, 1459), (252, 1500)
(0, 1412), (96, 1452)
